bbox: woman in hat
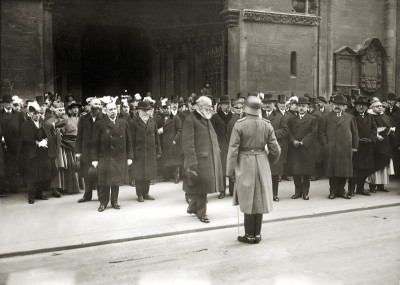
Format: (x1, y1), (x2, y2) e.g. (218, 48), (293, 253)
(226, 96), (281, 244)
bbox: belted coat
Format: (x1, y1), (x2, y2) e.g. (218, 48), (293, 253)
(129, 116), (162, 181)
(160, 114), (182, 166)
(286, 113), (318, 175)
(91, 116), (133, 186)
(181, 111), (223, 194)
(319, 112), (359, 177)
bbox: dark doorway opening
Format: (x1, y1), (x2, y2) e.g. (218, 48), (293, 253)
(81, 25), (150, 100)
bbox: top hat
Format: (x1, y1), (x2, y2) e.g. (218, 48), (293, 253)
(309, 97), (318, 105)
(297, 97), (311, 105)
(317, 96), (327, 104)
(219, 95), (231, 104)
(330, 95), (347, 105)
(36, 96), (47, 105)
(354, 96), (369, 105)
(262, 93), (277, 103)
(137, 100), (152, 110)
(277, 95), (286, 103)
(387, 93), (397, 101)
(171, 98), (179, 104)
(244, 96), (262, 116)
(0, 95), (13, 103)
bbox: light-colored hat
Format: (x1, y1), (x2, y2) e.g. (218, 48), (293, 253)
(244, 96), (262, 116)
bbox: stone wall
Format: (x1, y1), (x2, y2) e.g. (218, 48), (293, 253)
(1, 0), (44, 99)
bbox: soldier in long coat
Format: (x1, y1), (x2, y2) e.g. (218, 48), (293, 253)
(18, 102), (51, 204)
(160, 102), (182, 183)
(129, 101), (162, 202)
(226, 96), (280, 244)
(76, 98), (103, 202)
(286, 97), (318, 200)
(261, 94), (288, 202)
(211, 95), (239, 198)
(182, 96), (223, 223)
(92, 102), (133, 212)
(348, 96), (377, 196)
(319, 95), (359, 199)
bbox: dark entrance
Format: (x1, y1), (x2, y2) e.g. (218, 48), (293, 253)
(81, 25), (150, 100)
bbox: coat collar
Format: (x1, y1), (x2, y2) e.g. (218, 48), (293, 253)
(292, 113), (311, 127)
(327, 111), (348, 125)
(194, 110), (208, 126)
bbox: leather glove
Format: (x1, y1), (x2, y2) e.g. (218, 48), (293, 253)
(92, 161), (98, 168)
(127, 159), (133, 166)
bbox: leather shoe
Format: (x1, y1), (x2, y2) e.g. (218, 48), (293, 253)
(28, 198), (34, 204)
(218, 193), (225, 199)
(341, 193), (351, 199)
(281, 176), (291, 181)
(137, 195), (144, 202)
(291, 194), (302, 199)
(37, 195), (48, 200)
(238, 234), (255, 244)
(328, 193), (335, 199)
(273, 195), (279, 202)
(77, 197), (91, 203)
(187, 207), (196, 215)
(199, 216), (210, 223)
(369, 184), (376, 193)
(377, 186), (389, 192)
(143, 195), (155, 200)
(348, 190), (355, 196)
(52, 190), (62, 198)
(254, 235), (262, 244)
(302, 194), (309, 200)
(98, 205), (106, 212)
(174, 179), (179, 184)
(111, 204), (120, 210)
(356, 190), (371, 196)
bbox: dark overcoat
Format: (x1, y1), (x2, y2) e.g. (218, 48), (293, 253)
(211, 110), (239, 175)
(18, 119), (51, 183)
(370, 112), (393, 172)
(75, 112), (103, 177)
(348, 110), (377, 170)
(262, 110), (289, 175)
(286, 113), (318, 175)
(182, 111), (223, 194)
(161, 114), (182, 166)
(0, 109), (24, 155)
(309, 108), (324, 163)
(319, 112), (359, 177)
(91, 116), (133, 186)
(0, 124), (4, 177)
(129, 116), (161, 181)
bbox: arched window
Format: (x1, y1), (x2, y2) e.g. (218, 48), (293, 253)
(290, 51), (297, 77)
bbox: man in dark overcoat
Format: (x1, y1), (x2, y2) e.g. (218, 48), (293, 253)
(309, 97), (324, 181)
(76, 98), (103, 203)
(261, 94), (288, 202)
(317, 96), (330, 116)
(18, 102), (51, 204)
(182, 96), (223, 223)
(160, 100), (182, 184)
(385, 93), (400, 178)
(0, 95), (24, 196)
(286, 97), (318, 200)
(319, 95), (359, 199)
(347, 96), (377, 196)
(92, 102), (133, 212)
(129, 101), (162, 202)
(211, 95), (239, 198)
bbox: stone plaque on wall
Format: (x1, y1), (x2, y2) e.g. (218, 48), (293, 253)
(333, 46), (357, 94)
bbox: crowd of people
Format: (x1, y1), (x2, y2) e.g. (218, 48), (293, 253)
(0, 90), (399, 232)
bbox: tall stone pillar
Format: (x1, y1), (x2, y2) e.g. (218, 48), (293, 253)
(42, 0), (55, 94)
(326, 0), (333, 97)
(383, 0), (397, 94)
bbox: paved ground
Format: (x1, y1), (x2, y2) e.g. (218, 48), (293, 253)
(0, 178), (399, 257)
(1, 207), (399, 285)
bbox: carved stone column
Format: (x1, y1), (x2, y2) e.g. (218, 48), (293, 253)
(42, 0), (55, 94)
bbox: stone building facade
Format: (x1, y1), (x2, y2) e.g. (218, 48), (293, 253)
(1, 0), (399, 102)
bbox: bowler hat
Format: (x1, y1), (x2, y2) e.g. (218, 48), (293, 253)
(182, 168), (201, 187)
(330, 95), (347, 105)
(387, 93), (397, 101)
(0, 95), (13, 103)
(318, 96), (327, 104)
(297, 97), (311, 105)
(244, 96), (262, 116)
(36, 96), (47, 106)
(309, 97), (317, 105)
(354, 96), (369, 105)
(219, 95), (231, 104)
(67, 101), (82, 110)
(277, 95), (286, 104)
(137, 100), (152, 110)
(262, 93), (277, 103)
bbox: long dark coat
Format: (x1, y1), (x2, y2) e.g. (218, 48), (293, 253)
(182, 111), (223, 194)
(91, 116), (133, 186)
(129, 116), (162, 181)
(286, 113), (318, 175)
(18, 119), (51, 183)
(348, 110), (377, 170)
(319, 112), (359, 177)
(262, 110), (289, 175)
(211, 110), (239, 175)
(75, 112), (103, 178)
(309, 108), (324, 164)
(0, 109), (23, 155)
(161, 114), (182, 166)
(370, 112), (393, 172)
(0, 124), (4, 177)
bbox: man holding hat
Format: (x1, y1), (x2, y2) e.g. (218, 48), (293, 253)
(319, 95), (359, 199)
(227, 96), (280, 243)
(261, 94), (289, 202)
(211, 95), (239, 198)
(347, 96), (377, 196)
(0, 95), (24, 197)
(286, 96), (318, 200)
(129, 100), (162, 202)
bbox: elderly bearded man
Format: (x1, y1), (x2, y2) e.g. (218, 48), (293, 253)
(92, 102), (133, 212)
(182, 96), (223, 223)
